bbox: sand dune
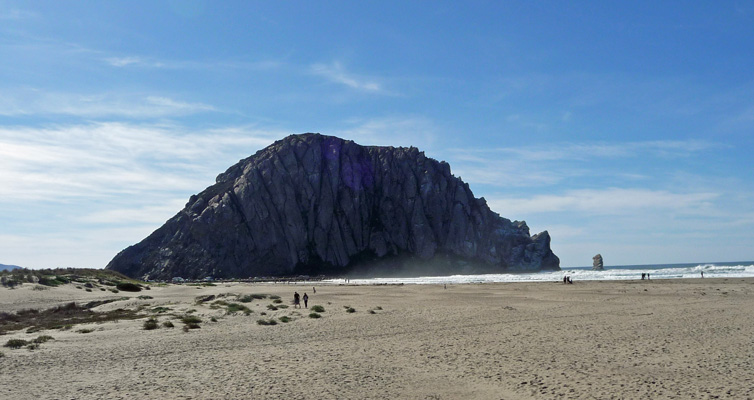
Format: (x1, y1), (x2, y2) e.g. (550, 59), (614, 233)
(1, 278), (753, 399)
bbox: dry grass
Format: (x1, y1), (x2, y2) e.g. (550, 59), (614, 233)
(0, 302), (141, 335)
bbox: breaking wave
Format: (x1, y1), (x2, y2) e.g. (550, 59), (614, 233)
(325, 261), (754, 285)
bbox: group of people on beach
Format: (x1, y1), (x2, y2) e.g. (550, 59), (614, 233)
(563, 276), (573, 284)
(641, 273), (651, 280)
(293, 288), (315, 308)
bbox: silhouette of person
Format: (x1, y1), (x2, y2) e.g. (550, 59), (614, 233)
(303, 292), (309, 308)
(294, 292), (300, 308)
(313, 286), (316, 294)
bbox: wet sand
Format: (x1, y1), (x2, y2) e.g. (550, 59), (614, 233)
(1, 278), (753, 399)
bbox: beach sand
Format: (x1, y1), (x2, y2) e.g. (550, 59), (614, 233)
(1, 278), (753, 399)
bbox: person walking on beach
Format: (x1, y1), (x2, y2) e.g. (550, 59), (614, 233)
(313, 286), (316, 294)
(303, 292), (309, 308)
(294, 292), (301, 308)
(701, 271), (704, 278)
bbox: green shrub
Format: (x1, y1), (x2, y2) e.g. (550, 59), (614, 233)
(345, 307), (356, 313)
(116, 282), (142, 292)
(256, 319), (277, 326)
(137, 295), (153, 300)
(143, 318), (159, 330)
(110, 289), (119, 293)
(238, 295), (253, 303)
(210, 317), (218, 322)
(311, 305), (325, 313)
(277, 304), (289, 309)
(226, 303), (251, 314)
(150, 306), (171, 313)
(162, 321), (174, 328)
(272, 299), (283, 304)
(368, 310), (376, 314)
(269, 295), (281, 300)
(26, 343), (39, 351)
(279, 316), (291, 323)
(32, 335), (54, 344)
(181, 315), (202, 324)
(266, 304), (278, 311)
(308, 312), (321, 319)
(250, 294), (267, 299)
(77, 328), (94, 334)
(37, 276), (64, 287)
(4, 339), (28, 349)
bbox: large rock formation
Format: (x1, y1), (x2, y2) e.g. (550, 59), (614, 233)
(592, 254), (604, 270)
(106, 133), (559, 280)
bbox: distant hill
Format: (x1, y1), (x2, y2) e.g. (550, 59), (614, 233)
(0, 264), (21, 271)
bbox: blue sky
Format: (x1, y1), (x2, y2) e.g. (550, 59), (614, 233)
(1, 1), (753, 269)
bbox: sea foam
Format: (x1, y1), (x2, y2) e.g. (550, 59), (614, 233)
(326, 261), (754, 285)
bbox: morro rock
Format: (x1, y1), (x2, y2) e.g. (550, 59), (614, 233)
(106, 133), (559, 280)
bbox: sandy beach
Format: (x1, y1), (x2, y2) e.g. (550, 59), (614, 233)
(1, 278), (753, 399)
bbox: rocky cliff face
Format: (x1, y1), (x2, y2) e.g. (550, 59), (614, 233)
(106, 133), (559, 280)
(593, 254), (604, 271)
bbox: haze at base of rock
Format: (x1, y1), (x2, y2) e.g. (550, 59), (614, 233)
(106, 133), (559, 279)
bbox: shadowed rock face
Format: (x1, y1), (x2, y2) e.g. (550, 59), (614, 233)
(106, 133), (559, 280)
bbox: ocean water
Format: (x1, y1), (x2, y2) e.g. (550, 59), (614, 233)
(325, 261), (754, 285)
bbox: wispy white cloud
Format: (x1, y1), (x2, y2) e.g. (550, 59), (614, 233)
(310, 61), (385, 93)
(330, 116), (438, 150)
(0, 90), (216, 118)
(0, 122), (286, 203)
(80, 201), (188, 224)
(487, 188), (718, 216)
(0, 122), (290, 268)
(458, 140), (719, 162)
(0, 9), (37, 20)
(103, 54), (283, 71)
(105, 56), (144, 67)
(448, 139), (720, 189)
(0, 227), (160, 269)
